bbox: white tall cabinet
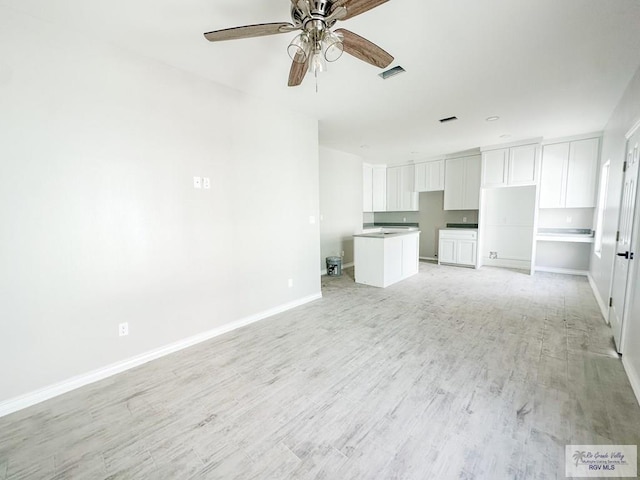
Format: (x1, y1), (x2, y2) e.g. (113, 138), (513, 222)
(539, 138), (599, 208)
(444, 155), (481, 210)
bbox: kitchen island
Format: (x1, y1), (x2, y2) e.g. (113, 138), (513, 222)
(353, 228), (421, 288)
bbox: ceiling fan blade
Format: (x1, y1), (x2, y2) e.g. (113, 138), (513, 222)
(335, 29), (393, 68)
(330, 0), (389, 20)
(204, 22), (298, 42)
(288, 53), (310, 87)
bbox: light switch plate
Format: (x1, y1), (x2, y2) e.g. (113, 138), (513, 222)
(193, 176), (202, 189)
(203, 177), (211, 189)
(309, 216), (316, 224)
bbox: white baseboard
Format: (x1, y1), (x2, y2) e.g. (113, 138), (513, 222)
(0, 292), (322, 418)
(482, 258), (531, 270)
(321, 262), (353, 276)
(622, 355), (640, 408)
(419, 256), (437, 262)
(588, 273), (609, 323)
(535, 266), (589, 276)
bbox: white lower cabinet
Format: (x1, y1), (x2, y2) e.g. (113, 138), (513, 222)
(354, 231), (420, 288)
(438, 229), (477, 267)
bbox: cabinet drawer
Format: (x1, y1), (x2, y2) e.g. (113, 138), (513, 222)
(439, 230), (477, 240)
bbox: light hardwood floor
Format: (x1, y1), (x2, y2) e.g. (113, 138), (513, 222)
(1, 264), (639, 479)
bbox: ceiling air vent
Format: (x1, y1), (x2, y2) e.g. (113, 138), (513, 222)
(439, 116), (458, 123)
(379, 66), (405, 80)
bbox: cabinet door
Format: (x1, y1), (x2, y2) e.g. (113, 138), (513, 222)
(386, 167), (401, 211)
(463, 155), (481, 209)
(383, 236), (403, 286)
(414, 163), (428, 192)
(438, 238), (456, 263)
(427, 160), (445, 191)
(456, 240), (477, 266)
(444, 158), (465, 210)
(363, 164), (373, 212)
(539, 143), (569, 208)
(482, 149), (508, 187)
(509, 144), (538, 185)
(401, 234), (419, 277)
(400, 164), (418, 211)
(566, 138), (599, 208)
(372, 167), (387, 211)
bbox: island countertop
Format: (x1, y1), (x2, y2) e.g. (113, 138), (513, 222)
(354, 228), (420, 239)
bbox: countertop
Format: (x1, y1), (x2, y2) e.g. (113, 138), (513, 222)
(354, 227), (420, 239)
(536, 228), (594, 243)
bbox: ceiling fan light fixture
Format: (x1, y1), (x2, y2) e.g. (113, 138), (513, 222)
(287, 33), (312, 63)
(309, 50), (327, 74)
(322, 30), (344, 62)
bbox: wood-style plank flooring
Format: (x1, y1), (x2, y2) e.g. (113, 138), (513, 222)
(1, 264), (639, 479)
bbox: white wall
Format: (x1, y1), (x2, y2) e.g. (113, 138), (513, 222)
(590, 65), (640, 311)
(319, 147), (363, 270)
(0, 8), (321, 406)
(589, 64), (640, 405)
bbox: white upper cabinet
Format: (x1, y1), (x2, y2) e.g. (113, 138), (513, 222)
(444, 155), (481, 210)
(387, 164), (418, 211)
(363, 164), (373, 212)
(372, 166), (387, 212)
(566, 138), (599, 208)
(481, 149), (508, 187)
(482, 144), (538, 187)
(363, 164), (387, 212)
(415, 159), (445, 192)
(539, 138), (599, 209)
(539, 143), (569, 208)
(509, 144), (539, 185)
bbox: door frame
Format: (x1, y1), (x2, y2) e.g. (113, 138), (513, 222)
(611, 118), (640, 353)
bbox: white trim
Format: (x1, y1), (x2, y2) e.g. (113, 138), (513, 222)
(625, 117), (640, 139)
(481, 137), (542, 152)
(419, 256), (437, 262)
(0, 292), (322, 418)
(542, 131), (603, 146)
(482, 257), (531, 270)
(622, 356), (640, 408)
(588, 273), (609, 322)
(535, 266), (589, 276)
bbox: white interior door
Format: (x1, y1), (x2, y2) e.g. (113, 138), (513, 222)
(610, 133), (640, 353)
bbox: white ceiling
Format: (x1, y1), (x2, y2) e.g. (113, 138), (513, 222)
(3, 0), (640, 163)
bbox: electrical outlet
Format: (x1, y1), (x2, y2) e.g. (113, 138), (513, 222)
(463, 217), (467, 223)
(288, 278), (293, 288)
(566, 216), (572, 223)
(489, 251), (498, 259)
(193, 176), (202, 189)
(203, 177), (211, 189)
(119, 322), (129, 337)
(403, 217), (407, 222)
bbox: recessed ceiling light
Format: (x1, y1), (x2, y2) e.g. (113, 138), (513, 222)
(486, 116), (500, 122)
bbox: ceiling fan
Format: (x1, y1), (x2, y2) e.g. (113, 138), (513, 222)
(204, 0), (394, 87)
